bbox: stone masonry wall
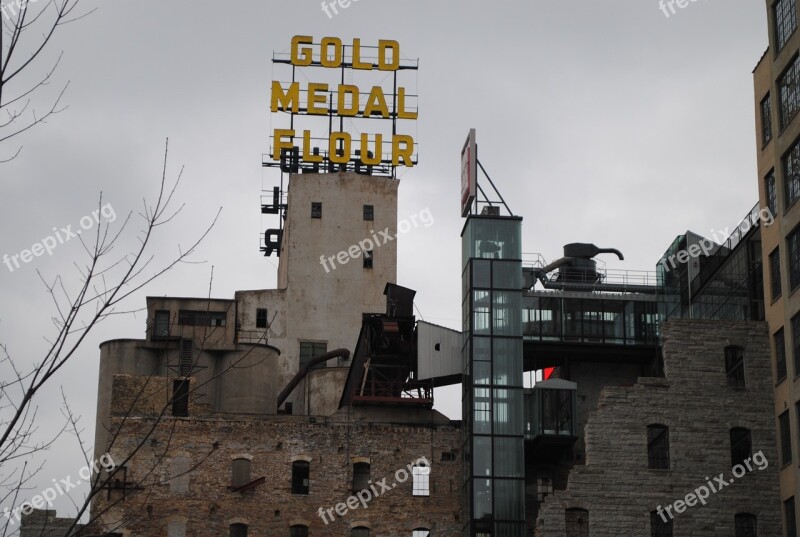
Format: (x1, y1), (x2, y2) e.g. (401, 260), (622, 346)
(535, 320), (781, 536)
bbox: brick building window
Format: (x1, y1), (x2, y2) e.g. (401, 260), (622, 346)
(780, 411), (793, 466)
(775, 0), (798, 52)
(412, 529), (430, 537)
(793, 313), (800, 375)
(311, 202), (322, 219)
(725, 346), (746, 389)
(292, 460), (310, 494)
(730, 428), (752, 468)
(650, 511), (673, 537)
(352, 527), (370, 537)
(230, 524), (248, 537)
(767, 170), (779, 216)
(781, 56), (800, 129)
(353, 462), (370, 492)
(256, 308), (268, 329)
(231, 458), (251, 489)
(783, 139), (800, 209)
(789, 223), (800, 288)
(786, 497), (797, 537)
(172, 379), (189, 417)
(565, 508), (589, 537)
(363, 204), (374, 221)
(290, 525), (308, 537)
(412, 462), (430, 496)
(772, 248), (783, 300)
(763, 93), (774, 145)
(734, 513), (757, 537)
(777, 328), (788, 382)
(647, 424), (670, 470)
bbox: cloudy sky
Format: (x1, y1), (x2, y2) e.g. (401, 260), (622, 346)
(0, 0), (767, 521)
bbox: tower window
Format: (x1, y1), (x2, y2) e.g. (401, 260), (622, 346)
(351, 527), (370, 537)
(256, 308), (268, 329)
(412, 529), (430, 537)
(311, 202), (322, 219)
(647, 424), (670, 470)
(363, 249), (373, 269)
(292, 460), (310, 494)
(364, 204), (374, 221)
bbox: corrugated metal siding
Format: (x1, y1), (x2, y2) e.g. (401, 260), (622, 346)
(417, 321), (462, 380)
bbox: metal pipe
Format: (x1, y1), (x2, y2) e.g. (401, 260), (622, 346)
(276, 348), (351, 409)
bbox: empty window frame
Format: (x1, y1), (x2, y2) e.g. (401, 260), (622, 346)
(764, 93), (774, 145)
(311, 202), (322, 219)
(353, 462), (370, 492)
(725, 346), (746, 389)
(412, 462), (430, 496)
(290, 525), (308, 537)
(363, 249), (374, 269)
(412, 529), (430, 537)
(292, 460), (310, 494)
(230, 524), (248, 537)
(767, 170), (779, 216)
(789, 223), (800, 288)
(735, 513), (757, 537)
(650, 510), (673, 537)
(783, 137), (800, 209)
(256, 308), (268, 329)
(780, 410), (793, 466)
(231, 458), (251, 489)
(772, 248), (783, 301)
(777, 328), (788, 382)
(363, 204), (374, 221)
(154, 310), (170, 339)
(775, 0), (798, 52)
(647, 424), (670, 470)
(730, 428), (753, 468)
(172, 379), (189, 417)
(565, 508), (589, 537)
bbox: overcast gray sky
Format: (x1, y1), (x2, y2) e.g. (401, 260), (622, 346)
(0, 0), (767, 521)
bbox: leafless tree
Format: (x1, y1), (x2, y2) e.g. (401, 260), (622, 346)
(0, 0), (92, 162)
(0, 140), (266, 536)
